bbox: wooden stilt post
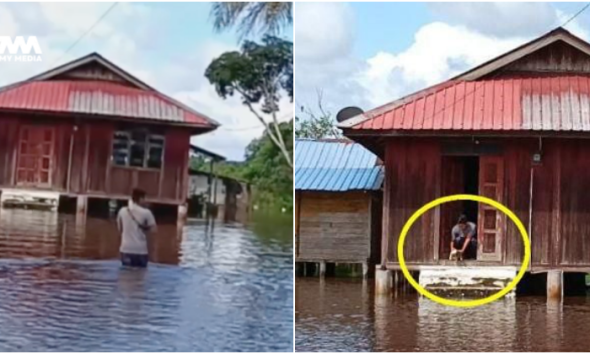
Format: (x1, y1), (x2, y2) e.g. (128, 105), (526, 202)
(375, 267), (393, 295)
(362, 262), (370, 279)
(178, 203), (187, 225)
(75, 195), (87, 234)
(76, 195), (87, 216)
(319, 261), (326, 278)
(547, 270), (563, 301)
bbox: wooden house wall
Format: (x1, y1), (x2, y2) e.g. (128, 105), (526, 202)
(501, 41), (590, 75)
(382, 137), (590, 269)
(559, 139), (590, 266)
(298, 191), (372, 262)
(382, 139), (439, 264)
(0, 114), (190, 205)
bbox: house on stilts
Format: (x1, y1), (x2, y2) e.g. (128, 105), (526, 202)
(295, 138), (383, 277)
(339, 28), (590, 299)
(0, 52), (218, 220)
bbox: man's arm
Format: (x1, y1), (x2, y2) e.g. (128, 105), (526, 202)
(460, 235), (472, 253)
(116, 209), (122, 233)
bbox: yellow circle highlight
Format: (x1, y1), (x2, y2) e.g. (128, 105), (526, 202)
(397, 194), (531, 308)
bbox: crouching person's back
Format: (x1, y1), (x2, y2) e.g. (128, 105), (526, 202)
(117, 188), (157, 267)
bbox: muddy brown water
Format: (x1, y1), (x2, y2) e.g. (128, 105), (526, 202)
(0, 209), (293, 351)
(296, 277), (590, 352)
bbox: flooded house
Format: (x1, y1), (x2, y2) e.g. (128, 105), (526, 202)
(339, 27), (590, 299)
(0, 52), (218, 221)
(295, 139), (383, 277)
(187, 145), (252, 223)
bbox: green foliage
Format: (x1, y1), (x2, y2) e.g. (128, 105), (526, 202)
(190, 121), (293, 212)
(210, 2), (292, 39)
(295, 90), (341, 139)
(295, 115), (341, 139)
(242, 121), (293, 210)
(205, 35), (293, 112)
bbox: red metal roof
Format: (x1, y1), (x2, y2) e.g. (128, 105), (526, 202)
(349, 75), (590, 132)
(0, 80), (213, 126)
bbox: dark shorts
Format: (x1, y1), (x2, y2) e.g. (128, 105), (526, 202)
(120, 253), (149, 267)
(453, 237), (477, 259)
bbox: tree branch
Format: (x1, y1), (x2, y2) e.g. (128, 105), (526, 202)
(235, 86), (292, 168)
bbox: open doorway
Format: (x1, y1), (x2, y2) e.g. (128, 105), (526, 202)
(439, 156), (479, 260)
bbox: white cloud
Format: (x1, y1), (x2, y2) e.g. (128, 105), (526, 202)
(295, 20), (525, 114)
(295, 3), (590, 117)
(294, 2), (355, 62)
(354, 22), (525, 107)
(0, 4), (19, 37)
(178, 84), (292, 161)
(429, 3), (559, 38)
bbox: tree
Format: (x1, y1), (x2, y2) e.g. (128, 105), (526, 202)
(205, 35), (293, 168)
(295, 90), (341, 139)
(210, 2), (292, 39)
(243, 121), (293, 211)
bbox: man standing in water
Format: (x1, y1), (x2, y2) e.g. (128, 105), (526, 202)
(117, 188), (157, 267)
(450, 214), (477, 260)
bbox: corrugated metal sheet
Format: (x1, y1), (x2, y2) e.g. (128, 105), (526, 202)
(295, 139), (383, 191)
(350, 75), (590, 132)
(0, 80), (213, 126)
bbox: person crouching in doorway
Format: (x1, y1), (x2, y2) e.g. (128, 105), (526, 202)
(117, 188), (157, 267)
(450, 214), (477, 260)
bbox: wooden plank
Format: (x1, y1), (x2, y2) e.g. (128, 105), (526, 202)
(82, 124), (90, 192)
(478, 155), (504, 262)
(105, 126), (113, 194)
(298, 191), (372, 262)
(552, 144), (561, 266)
(457, 32), (590, 80)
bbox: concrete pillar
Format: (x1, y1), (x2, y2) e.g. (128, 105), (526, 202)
(177, 203), (188, 224)
(362, 262), (370, 279)
(375, 268), (393, 295)
(76, 195), (87, 216)
(547, 270), (563, 301)
(319, 261), (326, 278)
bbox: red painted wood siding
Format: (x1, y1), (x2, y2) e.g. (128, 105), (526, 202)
(382, 136), (590, 268)
(0, 113), (191, 204)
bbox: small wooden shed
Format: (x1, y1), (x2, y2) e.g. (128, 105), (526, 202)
(340, 28), (590, 294)
(295, 139), (383, 276)
(0, 53), (218, 216)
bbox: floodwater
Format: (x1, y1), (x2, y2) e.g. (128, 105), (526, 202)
(0, 209), (293, 352)
(296, 277), (590, 352)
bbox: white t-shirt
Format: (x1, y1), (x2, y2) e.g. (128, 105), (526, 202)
(117, 201), (156, 255)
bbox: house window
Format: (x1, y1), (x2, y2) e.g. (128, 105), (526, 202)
(112, 129), (165, 169)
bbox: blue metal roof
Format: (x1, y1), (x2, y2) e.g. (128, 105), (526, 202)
(295, 139), (383, 191)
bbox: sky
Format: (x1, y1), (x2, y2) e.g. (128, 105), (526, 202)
(294, 2), (590, 119)
(0, 2), (293, 161)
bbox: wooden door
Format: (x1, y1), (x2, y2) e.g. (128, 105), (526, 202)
(478, 156), (504, 261)
(439, 157), (466, 259)
(16, 126), (55, 187)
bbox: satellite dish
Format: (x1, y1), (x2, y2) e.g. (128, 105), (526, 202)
(336, 106), (363, 122)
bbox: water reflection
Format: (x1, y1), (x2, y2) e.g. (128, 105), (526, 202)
(0, 209), (293, 351)
(296, 277), (590, 352)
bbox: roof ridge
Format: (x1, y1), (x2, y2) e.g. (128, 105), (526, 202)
(0, 53), (220, 128)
